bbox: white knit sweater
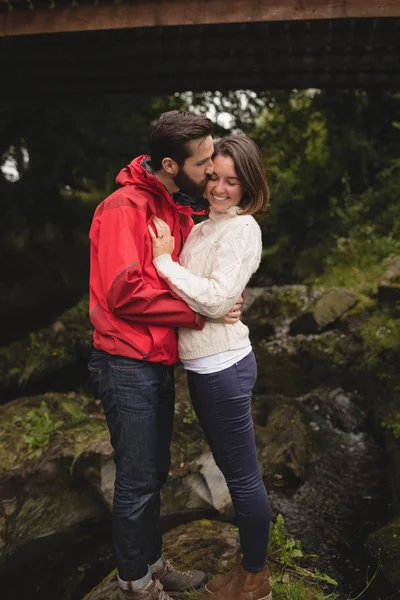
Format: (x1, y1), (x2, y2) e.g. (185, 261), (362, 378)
(153, 206), (262, 360)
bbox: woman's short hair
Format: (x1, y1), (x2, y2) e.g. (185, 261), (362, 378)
(149, 110), (214, 171)
(213, 135), (270, 217)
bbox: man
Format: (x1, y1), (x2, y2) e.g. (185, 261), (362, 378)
(88, 111), (241, 600)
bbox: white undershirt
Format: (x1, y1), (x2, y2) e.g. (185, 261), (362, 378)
(181, 345), (252, 374)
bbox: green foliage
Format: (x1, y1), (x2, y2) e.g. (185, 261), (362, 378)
(269, 513), (304, 567)
(12, 400), (63, 457)
(20, 330), (67, 384)
(271, 581), (338, 600)
(357, 309), (400, 366)
(221, 88), (400, 284)
(269, 514), (338, 591)
(315, 229), (399, 295)
(61, 398), (88, 424)
(382, 413), (400, 438)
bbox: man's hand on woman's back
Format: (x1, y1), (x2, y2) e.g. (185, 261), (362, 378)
(206, 296), (243, 324)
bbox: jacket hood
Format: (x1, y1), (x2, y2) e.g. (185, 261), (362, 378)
(115, 155), (209, 216)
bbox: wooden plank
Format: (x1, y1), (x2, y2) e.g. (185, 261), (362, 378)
(2, 0), (400, 37)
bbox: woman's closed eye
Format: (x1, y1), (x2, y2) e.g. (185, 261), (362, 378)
(209, 175), (240, 187)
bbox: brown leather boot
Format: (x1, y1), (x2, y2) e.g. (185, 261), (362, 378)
(117, 578), (173, 599)
(206, 563), (272, 600)
(206, 557), (271, 596)
(152, 559), (207, 595)
(205, 552), (242, 594)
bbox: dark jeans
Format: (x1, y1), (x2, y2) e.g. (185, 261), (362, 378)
(187, 351), (270, 573)
(88, 350), (175, 581)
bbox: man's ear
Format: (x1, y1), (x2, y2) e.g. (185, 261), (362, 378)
(161, 157), (179, 177)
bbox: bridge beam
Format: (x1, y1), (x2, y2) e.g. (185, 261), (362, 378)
(1, 0), (400, 37)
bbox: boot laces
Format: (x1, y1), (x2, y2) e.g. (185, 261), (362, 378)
(153, 580), (171, 600)
(164, 559), (192, 577)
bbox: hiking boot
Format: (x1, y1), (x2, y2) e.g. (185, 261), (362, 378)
(206, 563), (272, 600)
(152, 559), (207, 595)
(117, 578), (173, 600)
(206, 556), (271, 595)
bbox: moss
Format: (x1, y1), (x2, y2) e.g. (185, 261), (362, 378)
(366, 517), (400, 586)
(163, 519), (238, 574)
(0, 392), (108, 473)
(0, 294), (92, 392)
(293, 330), (362, 376)
(270, 581), (337, 600)
(244, 286), (308, 333)
(356, 309), (400, 366)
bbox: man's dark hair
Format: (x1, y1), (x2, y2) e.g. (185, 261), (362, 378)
(149, 110), (214, 171)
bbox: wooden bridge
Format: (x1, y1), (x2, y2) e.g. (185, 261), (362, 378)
(1, 0), (400, 99)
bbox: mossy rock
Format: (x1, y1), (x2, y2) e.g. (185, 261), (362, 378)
(0, 391), (109, 474)
(257, 401), (311, 488)
(378, 255), (400, 304)
(163, 519), (238, 573)
(0, 392), (111, 559)
(0, 295), (92, 397)
(243, 285), (309, 339)
(366, 516), (400, 587)
(292, 330), (363, 387)
(290, 288), (359, 335)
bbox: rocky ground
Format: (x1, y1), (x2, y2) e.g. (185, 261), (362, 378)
(1, 262), (400, 598)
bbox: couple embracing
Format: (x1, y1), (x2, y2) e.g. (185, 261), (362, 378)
(88, 110), (272, 600)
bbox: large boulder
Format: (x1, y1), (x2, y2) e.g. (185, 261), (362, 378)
(0, 392), (111, 560)
(290, 288), (358, 335)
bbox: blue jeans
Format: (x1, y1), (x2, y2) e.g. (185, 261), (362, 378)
(88, 350), (175, 581)
(187, 351), (271, 573)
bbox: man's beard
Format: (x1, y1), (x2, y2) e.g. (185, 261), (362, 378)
(173, 167), (207, 201)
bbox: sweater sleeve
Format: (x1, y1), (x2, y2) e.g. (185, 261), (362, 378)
(153, 218), (262, 319)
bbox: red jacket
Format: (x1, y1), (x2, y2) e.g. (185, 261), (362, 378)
(89, 155), (207, 365)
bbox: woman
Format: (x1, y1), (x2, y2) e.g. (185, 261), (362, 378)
(148, 135), (272, 600)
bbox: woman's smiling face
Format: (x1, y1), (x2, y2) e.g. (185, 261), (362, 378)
(205, 154), (243, 213)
